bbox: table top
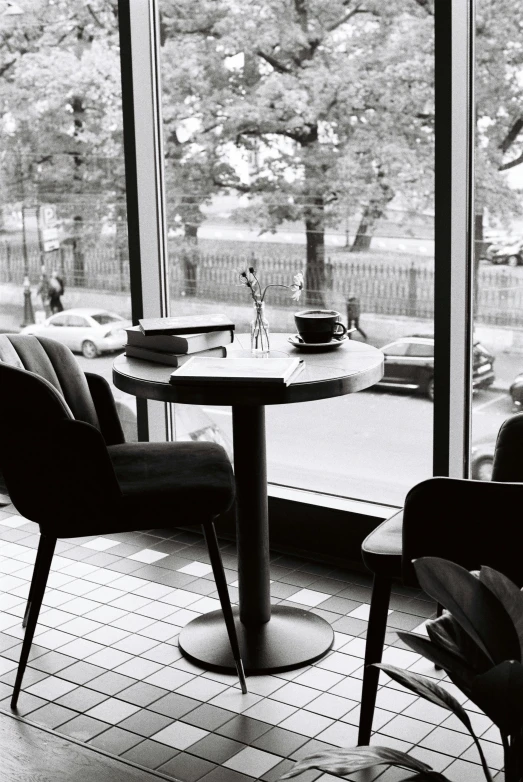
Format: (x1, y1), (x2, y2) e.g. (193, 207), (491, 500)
(113, 333), (384, 407)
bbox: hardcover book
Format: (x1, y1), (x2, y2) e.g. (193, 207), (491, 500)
(138, 314), (235, 336)
(125, 325), (234, 354)
(170, 357), (305, 386)
(124, 344), (226, 366)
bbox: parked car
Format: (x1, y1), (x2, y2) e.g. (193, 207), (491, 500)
(509, 371), (523, 409)
(470, 435), (495, 482)
(486, 237), (523, 266)
(21, 308), (131, 358)
(377, 335), (495, 400)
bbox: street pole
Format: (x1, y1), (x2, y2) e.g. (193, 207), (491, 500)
(21, 275), (35, 327)
(21, 202), (29, 278)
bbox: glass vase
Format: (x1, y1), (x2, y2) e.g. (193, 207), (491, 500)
(250, 300), (270, 356)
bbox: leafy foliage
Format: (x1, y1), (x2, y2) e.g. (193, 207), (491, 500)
(280, 746), (448, 780)
(283, 558), (523, 781)
(0, 1), (124, 241)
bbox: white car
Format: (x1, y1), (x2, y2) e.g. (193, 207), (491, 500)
(21, 308), (131, 358)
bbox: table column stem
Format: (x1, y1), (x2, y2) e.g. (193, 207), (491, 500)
(232, 405), (271, 626)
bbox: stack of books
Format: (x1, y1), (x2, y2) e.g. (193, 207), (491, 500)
(124, 314), (235, 366)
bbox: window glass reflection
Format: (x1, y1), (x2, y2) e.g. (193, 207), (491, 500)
(0, 1), (136, 442)
(160, 0), (435, 505)
(471, 0), (523, 482)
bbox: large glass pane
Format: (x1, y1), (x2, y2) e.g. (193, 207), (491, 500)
(471, 0), (523, 480)
(0, 1), (136, 441)
(159, 0), (435, 505)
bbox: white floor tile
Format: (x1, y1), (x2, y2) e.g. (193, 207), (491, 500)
(81, 538), (120, 551)
(224, 747), (281, 776)
(152, 721), (208, 750)
(128, 549), (169, 564)
(177, 562), (213, 576)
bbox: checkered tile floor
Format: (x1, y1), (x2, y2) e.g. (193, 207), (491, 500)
(0, 503), (503, 782)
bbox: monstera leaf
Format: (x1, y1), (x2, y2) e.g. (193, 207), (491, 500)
(413, 558), (521, 664)
(280, 746), (450, 780)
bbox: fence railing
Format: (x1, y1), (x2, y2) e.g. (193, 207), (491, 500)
(1, 241), (522, 328)
(0, 241), (130, 292)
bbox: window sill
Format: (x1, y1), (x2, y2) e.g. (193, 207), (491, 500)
(267, 482), (399, 520)
(216, 482), (398, 568)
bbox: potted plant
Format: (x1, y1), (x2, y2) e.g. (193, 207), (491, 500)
(282, 557), (523, 782)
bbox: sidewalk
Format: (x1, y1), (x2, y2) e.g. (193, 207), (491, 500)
(0, 282), (519, 390)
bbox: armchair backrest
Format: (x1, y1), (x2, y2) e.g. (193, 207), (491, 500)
(0, 335), (121, 524)
(0, 334), (101, 428)
(402, 413), (523, 587)
(402, 476), (523, 587)
(402, 415), (523, 587)
(492, 412), (523, 482)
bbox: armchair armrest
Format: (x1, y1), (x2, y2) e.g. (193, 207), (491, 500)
(85, 372), (125, 446)
(4, 419), (123, 529)
(402, 476), (523, 587)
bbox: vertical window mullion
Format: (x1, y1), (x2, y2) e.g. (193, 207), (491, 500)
(118, 0), (171, 442)
(434, 0), (475, 478)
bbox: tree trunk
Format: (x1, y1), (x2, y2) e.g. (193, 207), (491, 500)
(304, 210), (326, 307)
(182, 224), (198, 296)
(72, 216), (85, 287)
(184, 222), (198, 242)
(473, 212), (483, 314)
(350, 203), (380, 252)
(72, 95), (85, 286)
(351, 168), (394, 253)
(116, 203), (128, 292)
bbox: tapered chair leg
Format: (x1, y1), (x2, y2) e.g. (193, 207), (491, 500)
(202, 522), (247, 694)
(358, 574), (392, 746)
(12, 535), (56, 709)
(22, 537), (51, 629)
(433, 602), (444, 670)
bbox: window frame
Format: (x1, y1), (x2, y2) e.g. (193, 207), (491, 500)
(433, 0), (475, 479)
(117, 0), (476, 542)
(118, 0), (173, 443)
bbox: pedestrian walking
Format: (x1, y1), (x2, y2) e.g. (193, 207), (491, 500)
(346, 293), (367, 340)
(49, 270), (64, 314)
(36, 270), (51, 318)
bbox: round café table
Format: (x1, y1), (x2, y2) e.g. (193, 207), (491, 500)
(113, 333), (383, 675)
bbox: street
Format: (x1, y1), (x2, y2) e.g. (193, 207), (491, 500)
(83, 353), (515, 508)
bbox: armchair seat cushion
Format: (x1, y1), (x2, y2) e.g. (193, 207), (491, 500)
(361, 510), (403, 578)
(109, 440), (235, 527)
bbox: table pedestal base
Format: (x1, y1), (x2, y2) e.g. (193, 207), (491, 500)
(179, 606), (334, 674)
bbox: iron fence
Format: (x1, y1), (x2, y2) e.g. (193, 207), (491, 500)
(1, 240), (522, 328)
(0, 241), (130, 292)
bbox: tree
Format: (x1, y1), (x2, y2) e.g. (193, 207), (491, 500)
(0, 0), (125, 280)
(160, 6), (246, 293)
(162, 0), (435, 304)
(475, 0), (523, 244)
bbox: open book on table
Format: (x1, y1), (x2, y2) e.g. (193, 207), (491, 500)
(169, 356), (305, 386)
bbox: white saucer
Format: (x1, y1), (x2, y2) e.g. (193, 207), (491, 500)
(288, 334), (348, 351)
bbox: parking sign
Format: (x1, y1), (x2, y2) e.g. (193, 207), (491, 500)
(38, 204), (60, 252)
